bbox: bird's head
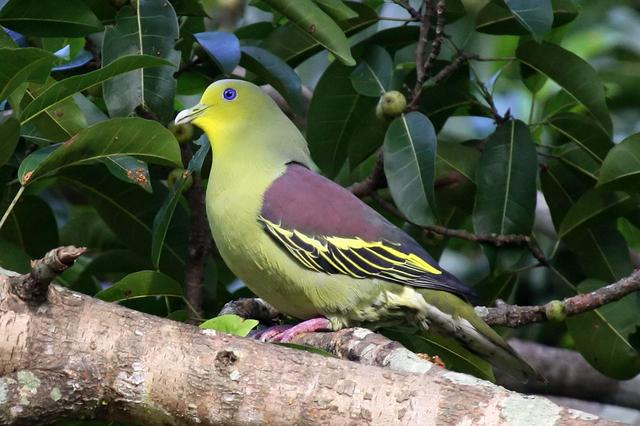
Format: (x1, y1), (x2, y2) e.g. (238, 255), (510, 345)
(174, 79), (279, 138)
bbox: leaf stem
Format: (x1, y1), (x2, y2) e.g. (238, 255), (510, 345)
(0, 185), (25, 232)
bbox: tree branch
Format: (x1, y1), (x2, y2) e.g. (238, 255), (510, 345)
(181, 143), (212, 319)
(0, 256), (614, 425)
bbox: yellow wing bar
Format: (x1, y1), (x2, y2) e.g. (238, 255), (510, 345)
(260, 217), (442, 286)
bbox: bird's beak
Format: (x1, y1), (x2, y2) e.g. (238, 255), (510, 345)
(174, 103), (208, 125)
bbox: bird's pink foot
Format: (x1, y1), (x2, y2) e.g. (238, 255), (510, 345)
(252, 318), (331, 343)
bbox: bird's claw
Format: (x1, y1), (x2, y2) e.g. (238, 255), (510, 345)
(250, 317), (331, 343)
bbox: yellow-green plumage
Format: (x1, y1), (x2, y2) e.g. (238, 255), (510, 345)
(175, 79), (539, 382)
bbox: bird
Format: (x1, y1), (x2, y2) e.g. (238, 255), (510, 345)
(174, 79), (540, 382)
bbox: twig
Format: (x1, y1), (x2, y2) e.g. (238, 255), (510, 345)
(9, 246), (86, 304)
(181, 143), (212, 319)
(422, 0), (447, 79)
(347, 154), (386, 197)
(409, 0), (433, 109)
(479, 269), (640, 327)
(392, 0), (422, 20)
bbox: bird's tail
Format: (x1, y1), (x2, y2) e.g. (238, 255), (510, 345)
(416, 289), (543, 383)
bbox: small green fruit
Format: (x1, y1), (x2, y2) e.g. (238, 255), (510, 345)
(377, 90), (407, 118)
(544, 300), (566, 322)
(167, 169), (193, 193)
(168, 122), (194, 144)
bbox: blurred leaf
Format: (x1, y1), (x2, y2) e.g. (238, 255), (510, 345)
(474, 120), (537, 236)
(261, 2), (376, 67)
(96, 270), (182, 302)
(474, 272), (518, 306)
(349, 45), (392, 97)
(314, 0), (357, 21)
(543, 89), (577, 119)
(194, 31), (241, 74)
(19, 117), (182, 184)
(307, 60), (377, 177)
(476, 0), (578, 36)
(235, 22), (275, 40)
(0, 238), (30, 273)
(188, 134), (210, 176)
(517, 41), (612, 134)
(0, 117), (19, 167)
(599, 133), (640, 191)
(347, 107), (388, 170)
(436, 142), (479, 185)
(383, 112), (437, 226)
(0, 48), (56, 101)
(559, 189), (635, 238)
(366, 26), (419, 53)
(20, 55), (172, 125)
(240, 45), (305, 115)
(567, 279), (640, 380)
(444, 0), (466, 23)
(59, 205), (121, 251)
(60, 167), (188, 280)
(103, 1), (180, 123)
(104, 156), (152, 192)
(69, 249), (149, 295)
(200, 314), (259, 337)
(172, 0), (208, 17)
(262, 0), (355, 65)
(0, 194), (58, 258)
(0, 0), (103, 37)
(547, 112), (612, 162)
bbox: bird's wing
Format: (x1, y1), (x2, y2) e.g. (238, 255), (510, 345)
(260, 163), (476, 301)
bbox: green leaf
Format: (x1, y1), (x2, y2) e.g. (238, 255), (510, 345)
(59, 206), (120, 251)
(261, 2), (376, 67)
(476, 0), (578, 36)
(547, 112), (612, 162)
(347, 106), (389, 170)
(502, 0), (553, 40)
(383, 112), (438, 226)
(0, 48), (56, 101)
(102, 1), (180, 123)
(96, 270), (182, 302)
(436, 142), (479, 185)
(200, 314), (259, 337)
(314, 0), (357, 21)
(598, 133), (640, 191)
(151, 172), (188, 269)
(103, 156), (152, 192)
(262, 0), (355, 65)
(567, 279), (640, 380)
(0, 0), (103, 37)
(307, 60), (377, 177)
(0, 117), (19, 167)
(558, 189), (635, 238)
(517, 41), (612, 134)
(557, 144), (599, 182)
(541, 161), (632, 282)
(240, 45), (305, 115)
(194, 32), (241, 74)
(59, 167), (188, 280)
(0, 239), (30, 274)
(473, 272), (518, 306)
(20, 80), (87, 142)
(0, 194), (58, 258)
(20, 55), (173, 125)
(474, 120), (537, 236)
(349, 45), (392, 97)
(18, 117), (182, 184)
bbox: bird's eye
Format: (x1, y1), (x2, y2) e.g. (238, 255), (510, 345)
(223, 88), (237, 101)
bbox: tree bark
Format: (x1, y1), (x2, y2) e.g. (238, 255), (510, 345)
(0, 276), (617, 425)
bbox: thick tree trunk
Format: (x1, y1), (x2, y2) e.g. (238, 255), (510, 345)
(0, 276), (616, 425)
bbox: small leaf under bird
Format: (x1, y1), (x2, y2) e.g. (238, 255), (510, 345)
(174, 79), (541, 382)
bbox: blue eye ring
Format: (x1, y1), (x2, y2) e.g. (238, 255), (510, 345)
(223, 88), (237, 101)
